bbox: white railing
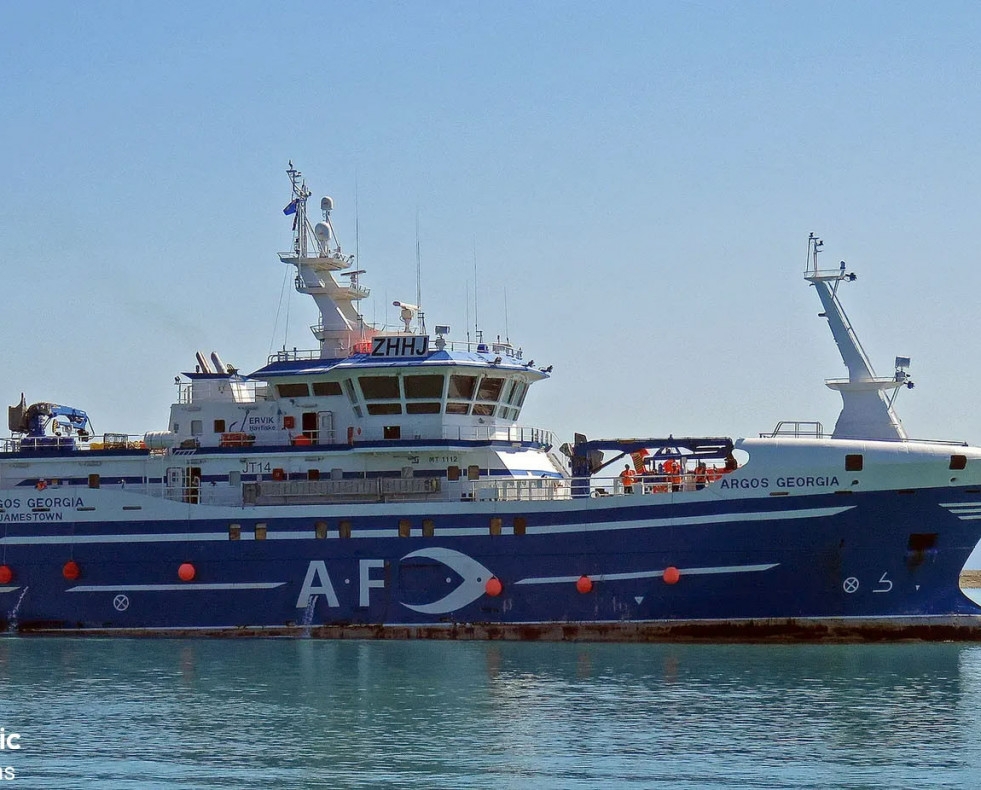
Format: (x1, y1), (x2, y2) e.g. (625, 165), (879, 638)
(1, 433), (150, 453)
(760, 421), (825, 438)
(347, 424), (554, 446)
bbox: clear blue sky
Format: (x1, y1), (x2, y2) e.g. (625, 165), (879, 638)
(3, 0), (981, 450)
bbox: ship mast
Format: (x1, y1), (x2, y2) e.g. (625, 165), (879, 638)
(278, 163), (375, 359)
(805, 233), (912, 440)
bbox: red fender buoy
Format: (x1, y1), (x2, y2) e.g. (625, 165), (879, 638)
(178, 563), (196, 582)
(576, 575), (593, 594)
(0, 565), (12, 585)
(62, 560), (81, 581)
(485, 577), (503, 597)
(663, 566), (681, 585)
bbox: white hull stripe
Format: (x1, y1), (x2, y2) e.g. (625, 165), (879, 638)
(67, 582), (286, 592)
(516, 563), (779, 585)
(0, 506), (855, 547)
(940, 503), (981, 519)
(0, 586), (19, 594)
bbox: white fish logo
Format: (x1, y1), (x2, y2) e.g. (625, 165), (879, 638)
(399, 547), (495, 614)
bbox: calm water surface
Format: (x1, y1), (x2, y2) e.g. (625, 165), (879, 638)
(2, 636), (981, 788)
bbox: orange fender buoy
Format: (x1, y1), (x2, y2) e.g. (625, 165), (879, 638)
(576, 575), (593, 594)
(62, 560), (81, 581)
(178, 563), (196, 582)
(0, 565), (12, 584)
(485, 577), (503, 597)
(663, 566), (681, 585)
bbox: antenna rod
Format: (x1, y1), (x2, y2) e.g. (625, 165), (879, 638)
(504, 286), (510, 344)
(415, 210), (422, 310)
(472, 237), (478, 340)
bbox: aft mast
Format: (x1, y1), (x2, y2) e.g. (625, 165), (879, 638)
(805, 233), (912, 441)
(279, 163), (375, 358)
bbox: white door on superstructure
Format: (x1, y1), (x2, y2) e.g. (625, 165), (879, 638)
(318, 411), (333, 445)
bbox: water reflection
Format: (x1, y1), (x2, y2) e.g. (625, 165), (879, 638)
(0, 638), (980, 788)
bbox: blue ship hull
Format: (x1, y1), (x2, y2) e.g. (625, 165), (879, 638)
(4, 486), (981, 639)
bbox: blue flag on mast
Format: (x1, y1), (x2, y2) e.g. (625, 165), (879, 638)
(283, 200), (297, 216)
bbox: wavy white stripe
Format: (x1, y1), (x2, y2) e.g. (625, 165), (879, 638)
(516, 563), (779, 585)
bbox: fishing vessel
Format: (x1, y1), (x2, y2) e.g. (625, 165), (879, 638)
(2, 165), (981, 640)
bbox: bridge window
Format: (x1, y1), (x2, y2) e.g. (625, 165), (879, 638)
(406, 402), (441, 414)
(312, 381), (342, 396)
(477, 377), (505, 401)
(367, 403), (402, 416)
(448, 375), (477, 399)
(359, 376), (400, 400)
(472, 404), (495, 416)
(343, 379), (358, 403)
(277, 383), (310, 398)
(214, 419), (226, 433)
(514, 382), (528, 407)
(445, 403), (469, 414)
(404, 375), (444, 399)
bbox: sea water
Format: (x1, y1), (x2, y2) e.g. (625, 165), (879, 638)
(3, 633), (981, 789)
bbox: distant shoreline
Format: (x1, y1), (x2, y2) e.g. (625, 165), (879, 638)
(960, 570), (981, 589)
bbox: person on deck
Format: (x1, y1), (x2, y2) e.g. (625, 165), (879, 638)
(619, 464), (635, 494)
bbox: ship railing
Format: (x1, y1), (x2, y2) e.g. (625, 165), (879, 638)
(177, 379), (266, 405)
(760, 421), (825, 438)
(342, 424), (554, 446)
(465, 477), (570, 502)
(432, 339), (523, 358)
(0, 433), (150, 453)
(267, 348), (322, 364)
(575, 470), (736, 499)
(440, 425), (555, 446)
